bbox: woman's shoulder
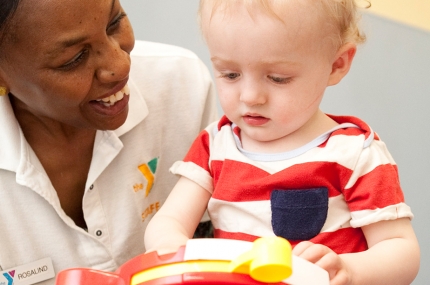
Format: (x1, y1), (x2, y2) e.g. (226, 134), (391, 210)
(130, 40), (210, 82)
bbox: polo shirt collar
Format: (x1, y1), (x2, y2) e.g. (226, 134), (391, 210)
(0, 95), (22, 172)
(0, 77), (148, 173)
(114, 77), (148, 136)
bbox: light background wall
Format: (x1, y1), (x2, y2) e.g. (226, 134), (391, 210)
(120, 1), (430, 284)
(367, 0), (430, 32)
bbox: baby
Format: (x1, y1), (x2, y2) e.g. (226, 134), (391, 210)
(144, 1), (420, 284)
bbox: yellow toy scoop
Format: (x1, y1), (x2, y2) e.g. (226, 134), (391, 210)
(228, 237), (292, 283)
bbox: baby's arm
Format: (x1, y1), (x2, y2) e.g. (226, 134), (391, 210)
(293, 218), (420, 285)
(144, 176), (212, 254)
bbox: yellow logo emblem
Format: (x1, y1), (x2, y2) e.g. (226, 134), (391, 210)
(137, 157), (158, 197)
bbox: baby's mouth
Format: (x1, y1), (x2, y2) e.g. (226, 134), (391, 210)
(95, 84), (130, 106)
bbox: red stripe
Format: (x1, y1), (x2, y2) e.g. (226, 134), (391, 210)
(233, 125), (241, 140)
(331, 127), (367, 138)
(318, 121), (375, 149)
(299, 227), (367, 254)
(215, 227), (367, 254)
(345, 164), (404, 211)
(211, 160), (352, 201)
(183, 130), (211, 172)
(217, 115), (232, 130)
(214, 229), (260, 242)
(327, 114), (379, 140)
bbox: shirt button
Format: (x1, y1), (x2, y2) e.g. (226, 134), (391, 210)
(89, 184), (94, 190)
(95, 230), (102, 237)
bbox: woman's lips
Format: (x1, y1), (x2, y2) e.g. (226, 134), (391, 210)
(89, 84), (130, 116)
(95, 84), (130, 106)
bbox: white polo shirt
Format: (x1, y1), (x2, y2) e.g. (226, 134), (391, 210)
(0, 41), (218, 285)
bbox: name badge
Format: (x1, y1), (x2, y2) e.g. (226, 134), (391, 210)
(0, 258), (55, 285)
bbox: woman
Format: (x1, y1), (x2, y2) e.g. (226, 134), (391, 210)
(0, 0), (217, 283)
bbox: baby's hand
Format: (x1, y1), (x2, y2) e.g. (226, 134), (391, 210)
(145, 244), (183, 256)
(292, 241), (352, 285)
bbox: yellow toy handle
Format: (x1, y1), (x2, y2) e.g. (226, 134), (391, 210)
(228, 236), (293, 283)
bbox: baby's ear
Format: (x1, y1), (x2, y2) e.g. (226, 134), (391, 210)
(327, 43), (357, 86)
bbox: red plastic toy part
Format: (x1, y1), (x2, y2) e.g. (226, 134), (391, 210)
(55, 237), (330, 285)
(55, 268), (126, 285)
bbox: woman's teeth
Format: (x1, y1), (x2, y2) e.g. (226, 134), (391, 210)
(96, 84), (130, 106)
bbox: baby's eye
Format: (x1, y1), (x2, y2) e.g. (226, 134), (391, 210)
(220, 72), (241, 80)
(268, 75), (291, 84)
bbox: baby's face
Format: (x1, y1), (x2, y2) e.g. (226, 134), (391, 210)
(201, 1), (341, 152)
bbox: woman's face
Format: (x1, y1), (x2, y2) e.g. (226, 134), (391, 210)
(0, 0), (135, 130)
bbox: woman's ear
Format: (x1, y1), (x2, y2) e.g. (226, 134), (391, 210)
(327, 43), (357, 86)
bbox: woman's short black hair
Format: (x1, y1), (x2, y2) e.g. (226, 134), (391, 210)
(0, 0), (21, 44)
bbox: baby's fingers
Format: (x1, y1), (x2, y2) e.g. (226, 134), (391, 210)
(329, 269), (351, 285)
(293, 241), (332, 263)
(292, 241), (315, 256)
(312, 250), (343, 281)
(293, 242), (351, 285)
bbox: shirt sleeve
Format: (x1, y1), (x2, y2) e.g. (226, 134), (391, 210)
(343, 139), (413, 228)
(170, 127), (215, 194)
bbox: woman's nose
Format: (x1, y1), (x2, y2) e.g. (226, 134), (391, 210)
(95, 41), (131, 83)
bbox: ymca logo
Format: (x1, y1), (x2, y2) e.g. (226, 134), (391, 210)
(2, 270), (14, 285)
(135, 157), (158, 197)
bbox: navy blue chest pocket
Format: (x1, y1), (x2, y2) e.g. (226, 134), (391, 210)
(271, 187), (328, 240)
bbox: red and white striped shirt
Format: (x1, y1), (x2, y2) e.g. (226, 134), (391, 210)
(170, 115), (413, 254)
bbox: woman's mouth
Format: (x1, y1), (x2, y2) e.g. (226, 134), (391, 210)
(96, 84), (130, 107)
(89, 84), (130, 117)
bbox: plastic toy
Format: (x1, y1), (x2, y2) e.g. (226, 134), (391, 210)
(55, 237), (329, 285)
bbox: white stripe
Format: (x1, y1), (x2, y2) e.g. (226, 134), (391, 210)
(344, 140), (397, 189)
(363, 127), (374, 148)
(169, 161), (213, 193)
(209, 125), (370, 174)
(233, 123), (359, 162)
(208, 199), (275, 237)
(350, 203), (414, 228)
(321, 194), (352, 232)
(208, 195), (352, 237)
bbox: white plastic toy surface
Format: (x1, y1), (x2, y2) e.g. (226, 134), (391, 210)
(184, 238), (329, 285)
(56, 237), (330, 285)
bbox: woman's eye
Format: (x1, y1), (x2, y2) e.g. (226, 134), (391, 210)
(107, 12), (127, 32)
(268, 75), (291, 84)
(220, 72), (241, 80)
(59, 49), (89, 71)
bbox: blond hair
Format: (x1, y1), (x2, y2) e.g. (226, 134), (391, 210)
(198, 0), (368, 48)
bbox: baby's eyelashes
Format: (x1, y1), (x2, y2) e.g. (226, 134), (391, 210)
(219, 72), (241, 80)
(267, 75), (292, 84)
(216, 72), (292, 84)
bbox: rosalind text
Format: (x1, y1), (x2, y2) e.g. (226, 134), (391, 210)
(18, 266), (48, 279)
